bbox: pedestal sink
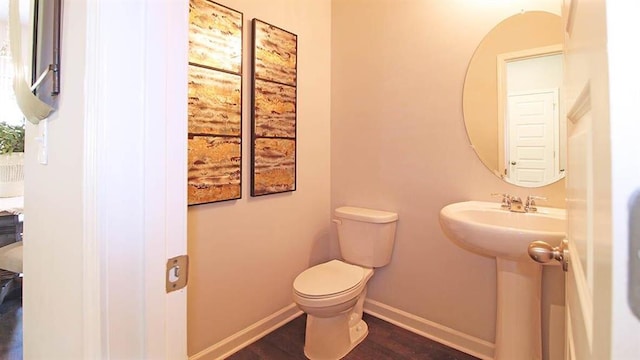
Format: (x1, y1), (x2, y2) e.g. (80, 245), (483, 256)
(439, 201), (566, 360)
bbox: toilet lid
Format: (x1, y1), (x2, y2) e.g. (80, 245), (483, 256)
(293, 260), (364, 297)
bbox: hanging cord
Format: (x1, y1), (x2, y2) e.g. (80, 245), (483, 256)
(30, 67), (50, 92)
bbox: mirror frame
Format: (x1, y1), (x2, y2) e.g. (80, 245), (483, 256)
(30, 0), (40, 86)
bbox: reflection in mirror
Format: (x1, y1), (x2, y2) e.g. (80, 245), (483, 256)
(0, 1), (33, 200)
(463, 11), (565, 188)
(0, 0), (35, 127)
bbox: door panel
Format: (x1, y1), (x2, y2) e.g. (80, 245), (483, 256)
(566, 105), (594, 358)
(563, 0), (612, 358)
(507, 89), (558, 186)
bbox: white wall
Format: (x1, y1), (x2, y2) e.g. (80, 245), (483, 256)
(23, 0), (86, 357)
(187, 0), (332, 357)
(507, 54), (563, 92)
(331, 0), (564, 359)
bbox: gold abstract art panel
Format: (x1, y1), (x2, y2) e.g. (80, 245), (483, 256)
(253, 79), (296, 138)
(251, 19), (297, 196)
(253, 19), (297, 86)
(189, 0), (242, 74)
(188, 136), (241, 205)
(188, 65), (241, 136)
(188, 1), (243, 204)
(252, 138), (295, 196)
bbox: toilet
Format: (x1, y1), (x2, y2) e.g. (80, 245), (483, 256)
(292, 206), (398, 360)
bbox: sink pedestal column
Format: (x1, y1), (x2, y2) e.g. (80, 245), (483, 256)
(495, 258), (542, 360)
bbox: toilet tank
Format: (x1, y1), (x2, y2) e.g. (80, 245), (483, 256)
(334, 206), (398, 268)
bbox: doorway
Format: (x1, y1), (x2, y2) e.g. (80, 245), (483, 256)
(497, 45), (565, 185)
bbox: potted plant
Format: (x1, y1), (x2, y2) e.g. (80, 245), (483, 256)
(0, 123), (25, 198)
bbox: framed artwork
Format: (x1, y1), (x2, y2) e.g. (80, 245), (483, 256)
(189, 0), (242, 73)
(251, 19), (298, 196)
(187, 0), (243, 205)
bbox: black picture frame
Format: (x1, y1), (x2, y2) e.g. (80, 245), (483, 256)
(187, 0), (243, 205)
(250, 19), (298, 197)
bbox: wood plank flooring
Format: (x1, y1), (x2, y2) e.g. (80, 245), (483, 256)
(0, 295), (22, 360)
(1, 297), (479, 360)
(227, 313), (480, 360)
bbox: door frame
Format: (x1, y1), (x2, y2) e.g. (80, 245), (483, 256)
(603, 0), (640, 357)
(82, 0), (188, 358)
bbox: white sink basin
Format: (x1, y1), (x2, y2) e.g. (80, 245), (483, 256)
(439, 201), (566, 262)
(439, 200), (567, 359)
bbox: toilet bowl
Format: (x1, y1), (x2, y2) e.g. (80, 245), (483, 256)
(293, 260), (374, 360)
(292, 206), (398, 360)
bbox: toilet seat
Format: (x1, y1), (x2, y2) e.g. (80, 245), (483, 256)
(293, 260), (372, 307)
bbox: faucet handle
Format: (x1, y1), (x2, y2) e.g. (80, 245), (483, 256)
(491, 193), (512, 209)
(525, 195), (547, 212)
(526, 195), (547, 203)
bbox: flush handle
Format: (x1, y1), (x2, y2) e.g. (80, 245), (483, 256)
(528, 239), (569, 272)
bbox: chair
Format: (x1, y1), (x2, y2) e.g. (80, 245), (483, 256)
(0, 241), (22, 274)
(0, 241), (22, 305)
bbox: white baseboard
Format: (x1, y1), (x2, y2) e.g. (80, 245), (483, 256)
(190, 300), (494, 360)
(364, 299), (495, 360)
(189, 303), (303, 360)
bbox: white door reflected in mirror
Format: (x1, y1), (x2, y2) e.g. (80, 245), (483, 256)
(502, 50), (564, 186)
(506, 88), (559, 186)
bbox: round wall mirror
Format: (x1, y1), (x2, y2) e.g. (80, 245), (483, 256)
(463, 11), (564, 188)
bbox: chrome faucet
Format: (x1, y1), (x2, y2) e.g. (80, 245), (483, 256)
(492, 193), (545, 213)
(491, 193), (512, 210)
(509, 196), (525, 213)
(525, 195), (547, 213)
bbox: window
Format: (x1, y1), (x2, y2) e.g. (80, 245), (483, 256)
(0, 0), (36, 128)
(0, 27), (26, 127)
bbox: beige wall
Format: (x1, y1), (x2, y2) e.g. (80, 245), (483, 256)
(188, 0), (567, 359)
(331, 0), (565, 358)
(187, 0), (332, 356)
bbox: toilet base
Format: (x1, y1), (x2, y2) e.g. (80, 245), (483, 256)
(348, 319), (369, 349)
(303, 313), (368, 360)
(295, 268), (373, 359)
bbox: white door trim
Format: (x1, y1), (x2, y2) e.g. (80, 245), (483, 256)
(83, 0), (107, 357)
(82, 0), (188, 358)
(142, 1), (189, 359)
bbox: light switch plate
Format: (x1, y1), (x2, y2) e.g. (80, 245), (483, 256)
(36, 120), (48, 165)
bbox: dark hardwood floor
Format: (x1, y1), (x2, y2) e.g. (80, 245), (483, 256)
(0, 279), (22, 360)
(0, 292), (478, 360)
(228, 313), (480, 360)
